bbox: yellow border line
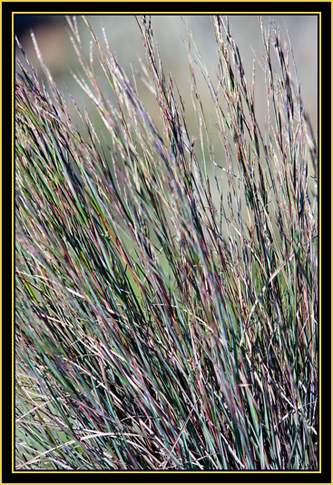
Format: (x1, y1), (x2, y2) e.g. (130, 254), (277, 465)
(12, 10), (321, 13)
(12, 11), (321, 475)
(318, 9), (322, 477)
(11, 8), (14, 478)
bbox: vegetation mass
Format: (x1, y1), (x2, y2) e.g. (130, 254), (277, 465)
(15, 15), (318, 470)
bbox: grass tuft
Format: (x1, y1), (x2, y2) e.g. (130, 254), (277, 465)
(15, 15), (318, 470)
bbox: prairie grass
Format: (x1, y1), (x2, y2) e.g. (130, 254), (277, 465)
(15, 15), (318, 470)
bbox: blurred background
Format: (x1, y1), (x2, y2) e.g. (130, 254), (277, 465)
(15, 14), (318, 135)
(15, 15), (318, 121)
(15, 14), (318, 276)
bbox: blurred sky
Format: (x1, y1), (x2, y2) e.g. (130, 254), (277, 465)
(15, 14), (318, 139)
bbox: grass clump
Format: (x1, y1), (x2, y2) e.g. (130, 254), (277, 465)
(15, 15), (318, 470)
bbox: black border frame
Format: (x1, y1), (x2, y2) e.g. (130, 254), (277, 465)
(5, 2), (331, 483)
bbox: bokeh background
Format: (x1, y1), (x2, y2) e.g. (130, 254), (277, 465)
(15, 14), (318, 141)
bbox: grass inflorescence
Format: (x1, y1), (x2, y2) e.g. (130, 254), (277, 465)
(15, 15), (318, 470)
